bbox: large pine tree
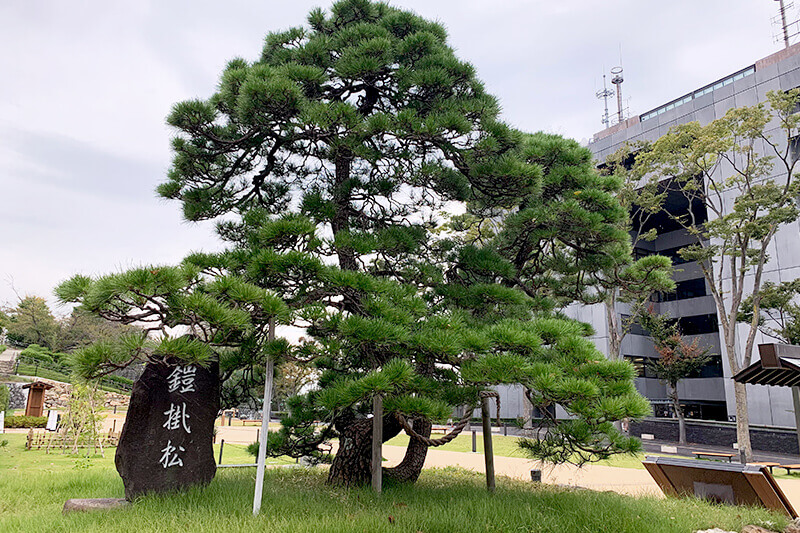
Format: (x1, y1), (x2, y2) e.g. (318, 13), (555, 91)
(60, 0), (650, 489)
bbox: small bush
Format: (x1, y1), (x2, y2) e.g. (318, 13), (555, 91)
(104, 375), (134, 387)
(4, 416), (47, 428)
(0, 385), (10, 416)
(246, 442), (259, 456)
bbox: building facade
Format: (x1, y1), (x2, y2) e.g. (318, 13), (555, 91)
(583, 42), (800, 428)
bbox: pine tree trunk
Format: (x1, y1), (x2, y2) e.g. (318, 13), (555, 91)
(733, 381), (753, 463)
(605, 295), (622, 361)
(385, 419), (431, 483)
(327, 416), (402, 487)
(670, 385), (687, 445)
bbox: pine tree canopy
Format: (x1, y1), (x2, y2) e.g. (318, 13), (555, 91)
(58, 0), (653, 480)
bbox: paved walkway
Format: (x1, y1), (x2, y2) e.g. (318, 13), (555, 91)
(380, 444), (800, 509)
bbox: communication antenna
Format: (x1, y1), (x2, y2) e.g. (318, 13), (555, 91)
(611, 66), (625, 123)
(596, 74), (614, 128)
(773, 0), (800, 48)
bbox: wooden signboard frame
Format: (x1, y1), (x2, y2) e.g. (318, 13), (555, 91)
(643, 456), (797, 518)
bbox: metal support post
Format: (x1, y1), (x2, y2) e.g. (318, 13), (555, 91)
(253, 317), (276, 515)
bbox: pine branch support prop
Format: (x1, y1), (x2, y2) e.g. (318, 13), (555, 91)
(481, 396), (496, 493)
(371, 394), (383, 493)
(793, 387), (800, 455)
(253, 317), (275, 516)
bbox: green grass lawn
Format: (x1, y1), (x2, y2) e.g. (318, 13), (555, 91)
(0, 433), (790, 533)
(15, 364), (71, 383)
(0, 374), (32, 383)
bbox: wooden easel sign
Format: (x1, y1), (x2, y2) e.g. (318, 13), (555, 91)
(643, 456), (797, 517)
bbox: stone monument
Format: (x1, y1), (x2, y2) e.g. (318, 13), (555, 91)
(115, 358), (219, 499)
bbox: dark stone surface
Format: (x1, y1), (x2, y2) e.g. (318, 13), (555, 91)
(630, 418), (800, 455)
(63, 498), (129, 514)
(116, 358), (219, 500)
(6, 383), (26, 410)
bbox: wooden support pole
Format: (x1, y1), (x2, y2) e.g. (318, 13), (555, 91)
(372, 394), (383, 493)
(253, 317), (275, 516)
(481, 396), (496, 493)
(792, 387), (800, 454)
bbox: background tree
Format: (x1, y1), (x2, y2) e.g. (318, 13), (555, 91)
(55, 308), (137, 353)
(600, 143), (674, 361)
(60, 382), (106, 456)
(1, 296), (136, 355)
(739, 280), (800, 345)
(3, 296), (59, 349)
(274, 360), (317, 410)
(636, 89), (800, 462)
(639, 309), (710, 445)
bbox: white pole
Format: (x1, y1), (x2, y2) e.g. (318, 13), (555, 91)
(253, 317), (275, 516)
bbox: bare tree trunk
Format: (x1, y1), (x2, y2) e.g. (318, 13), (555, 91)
(605, 295), (622, 361)
(733, 381), (752, 463)
(670, 384), (686, 445)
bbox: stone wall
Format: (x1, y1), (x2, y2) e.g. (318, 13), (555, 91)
(1, 378), (129, 412)
(6, 383), (27, 410)
(630, 418), (800, 455)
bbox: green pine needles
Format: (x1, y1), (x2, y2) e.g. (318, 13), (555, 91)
(57, 0), (653, 486)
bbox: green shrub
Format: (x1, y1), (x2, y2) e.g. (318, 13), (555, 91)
(104, 375), (134, 387)
(4, 416), (47, 428)
(20, 345), (68, 366)
(0, 385), (10, 416)
(246, 442), (258, 457)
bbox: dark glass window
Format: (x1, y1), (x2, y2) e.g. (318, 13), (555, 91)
(652, 400), (727, 421)
(625, 355), (656, 378)
(656, 245), (692, 265)
(626, 354), (722, 379)
(677, 313), (718, 335)
(622, 313), (718, 336)
(653, 278), (707, 302)
(695, 355), (723, 378)
(622, 314), (649, 336)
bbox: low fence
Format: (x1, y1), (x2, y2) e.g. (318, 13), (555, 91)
(630, 418), (800, 455)
(26, 428), (121, 453)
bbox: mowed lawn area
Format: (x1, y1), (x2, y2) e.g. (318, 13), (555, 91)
(0, 433), (790, 533)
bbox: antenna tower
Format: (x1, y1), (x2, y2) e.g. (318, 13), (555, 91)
(611, 66), (625, 123)
(773, 0), (800, 48)
(596, 74), (614, 128)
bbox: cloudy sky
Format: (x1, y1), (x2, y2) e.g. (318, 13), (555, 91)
(0, 0), (789, 313)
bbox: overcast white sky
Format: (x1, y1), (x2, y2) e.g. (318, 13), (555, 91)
(0, 1), (789, 313)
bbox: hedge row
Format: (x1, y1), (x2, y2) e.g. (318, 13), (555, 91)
(4, 416), (47, 428)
